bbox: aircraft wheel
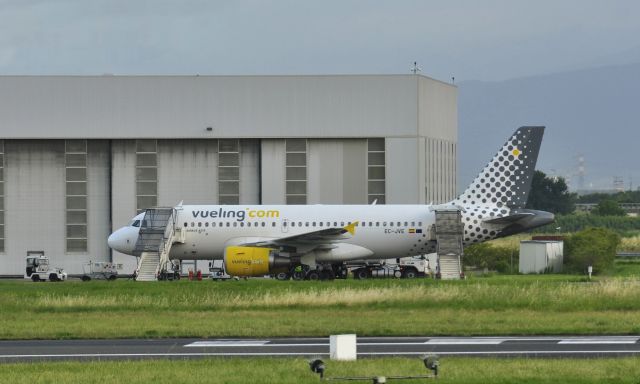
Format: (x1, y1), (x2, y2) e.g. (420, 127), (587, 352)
(320, 270), (335, 281)
(402, 269), (418, 279)
(354, 269), (369, 280)
(306, 270), (320, 281)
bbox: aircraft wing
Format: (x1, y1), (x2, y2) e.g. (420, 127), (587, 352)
(240, 221), (358, 248)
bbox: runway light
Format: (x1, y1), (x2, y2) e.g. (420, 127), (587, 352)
(309, 359), (325, 378)
(422, 354), (439, 376)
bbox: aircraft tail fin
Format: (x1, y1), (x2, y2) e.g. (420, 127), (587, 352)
(453, 126), (544, 210)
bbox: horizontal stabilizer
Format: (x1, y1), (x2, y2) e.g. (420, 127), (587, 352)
(483, 212), (534, 224)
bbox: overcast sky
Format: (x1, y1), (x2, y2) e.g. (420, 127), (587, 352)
(1, 0), (639, 81)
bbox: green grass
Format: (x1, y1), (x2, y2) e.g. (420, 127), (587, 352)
(2, 274), (640, 339)
(609, 259), (640, 276)
(2, 357), (640, 384)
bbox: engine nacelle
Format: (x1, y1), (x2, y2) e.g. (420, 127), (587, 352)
(224, 246), (292, 277)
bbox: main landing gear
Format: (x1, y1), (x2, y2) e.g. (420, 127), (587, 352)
(276, 264), (345, 281)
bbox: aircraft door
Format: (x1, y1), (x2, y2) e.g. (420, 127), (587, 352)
(281, 218), (290, 233)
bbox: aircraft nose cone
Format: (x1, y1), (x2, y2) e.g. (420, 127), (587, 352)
(108, 228), (136, 254)
(107, 231), (122, 252)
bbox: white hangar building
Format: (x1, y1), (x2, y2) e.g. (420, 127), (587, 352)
(0, 74), (457, 276)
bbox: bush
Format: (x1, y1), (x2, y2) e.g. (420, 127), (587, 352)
(564, 227), (620, 274)
(592, 199), (626, 216)
(464, 243), (518, 273)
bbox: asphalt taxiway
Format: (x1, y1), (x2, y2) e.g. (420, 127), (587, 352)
(1, 336), (640, 362)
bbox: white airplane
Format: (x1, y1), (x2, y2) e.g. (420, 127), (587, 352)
(108, 126), (554, 279)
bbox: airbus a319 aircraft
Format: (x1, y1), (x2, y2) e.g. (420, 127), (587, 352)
(108, 126), (554, 280)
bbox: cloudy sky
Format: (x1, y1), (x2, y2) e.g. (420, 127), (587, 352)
(1, 0), (639, 81)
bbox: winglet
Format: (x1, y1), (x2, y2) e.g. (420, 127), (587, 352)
(344, 221), (359, 235)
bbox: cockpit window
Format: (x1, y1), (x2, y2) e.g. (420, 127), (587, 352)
(131, 220), (141, 227)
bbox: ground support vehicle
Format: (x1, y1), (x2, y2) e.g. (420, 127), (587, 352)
(24, 252), (67, 282)
(81, 261), (122, 281)
(209, 260), (233, 281)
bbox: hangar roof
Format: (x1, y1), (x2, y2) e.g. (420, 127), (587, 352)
(0, 75), (456, 140)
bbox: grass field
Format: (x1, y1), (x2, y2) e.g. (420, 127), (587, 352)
(488, 232), (640, 252)
(2, 272), (640, 339)
(2, 357), (640, 383)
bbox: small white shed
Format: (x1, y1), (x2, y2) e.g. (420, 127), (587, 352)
(519, 241), (564, 274)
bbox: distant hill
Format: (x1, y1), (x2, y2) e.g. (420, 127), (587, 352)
(457, 62), (640, 192)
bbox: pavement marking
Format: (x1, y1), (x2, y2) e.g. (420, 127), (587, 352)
(558, 338), (639, 345)
(185, 341), (269, 347)
(424, 338), (507, 345)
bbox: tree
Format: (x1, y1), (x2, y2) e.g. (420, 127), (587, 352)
(591, 199), (627, 216)
(564, 227), (619, 274)
(526, 170), (577, 214)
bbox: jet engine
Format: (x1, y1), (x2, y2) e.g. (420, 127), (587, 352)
(224, 246), (292, 277)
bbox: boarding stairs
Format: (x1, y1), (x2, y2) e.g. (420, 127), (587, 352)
(434, 209), (464, 280)
(133, 207), (182, 281)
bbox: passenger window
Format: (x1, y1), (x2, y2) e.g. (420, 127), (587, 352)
(233, 222), (237, 227)
(319, 222), (323, 227)
(312, 222), (316, 227)
(183, 222), (187, 227)
(240, 222), (244, 227)
(305, 222), (309, 227)
(272, 222), (276, 227)
(390, 222), (394, 227)
(291, 222), (295, 227)
(205, 222), (209, 227)
(411, 222), (415, 226)
(333, 222), (337, 227)
(326, 222), (330, 227)
(397, 222), (401, 226)
(191, 222), (194, 227)
(226, 222), (230, 227)
(362, 222), (366, 227)
(212, 222), (216, 227)
(341, 222), (344, 226)
(198, 222), (202, 227)
(419, 222), (423, 226)
(383, 222), (387, 226)
(404, 222), (408, 226)
(376, 222), (380, 227)
(262, 222), (266, 227)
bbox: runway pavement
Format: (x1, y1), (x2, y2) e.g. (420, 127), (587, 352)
(1, 336), (640, 362)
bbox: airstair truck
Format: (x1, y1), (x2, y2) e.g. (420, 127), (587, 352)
(24, 251), (67, 282)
